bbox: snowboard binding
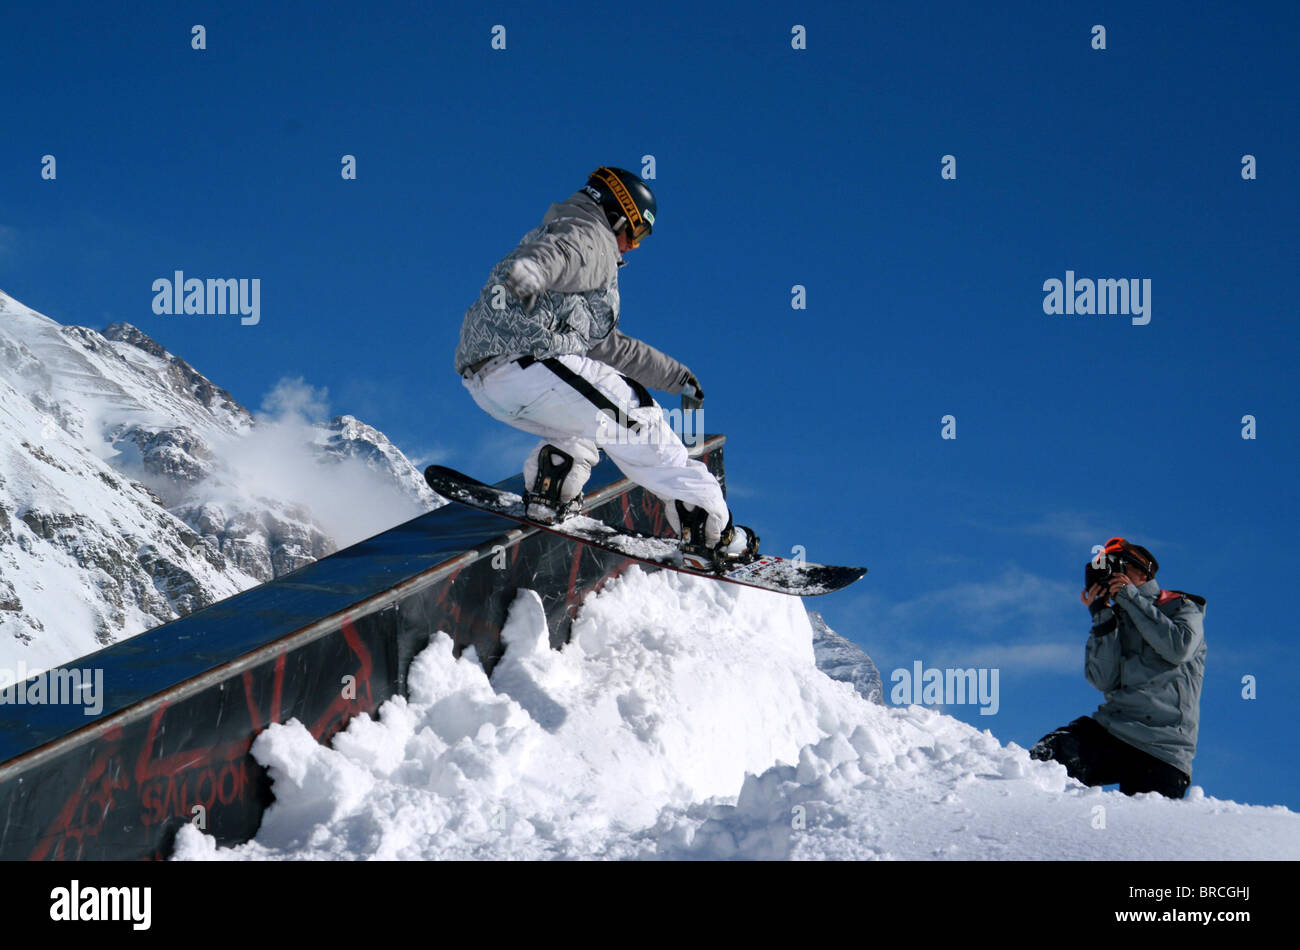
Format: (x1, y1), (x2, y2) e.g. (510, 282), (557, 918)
(674, 501), (760, 573)
(523, 445), (584, 524)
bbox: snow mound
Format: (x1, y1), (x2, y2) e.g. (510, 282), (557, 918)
(173, 567), (1300, 861)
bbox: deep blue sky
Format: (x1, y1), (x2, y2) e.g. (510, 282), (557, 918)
(3, 2), (1297, 810)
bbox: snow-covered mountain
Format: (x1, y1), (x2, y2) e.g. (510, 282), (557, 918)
(174, 567), (1300, 860)
(810, 609), (883, 704)
(0, 289), (439, 675)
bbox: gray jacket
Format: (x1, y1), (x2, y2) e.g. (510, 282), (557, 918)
(453, 191), (694, 392)
(1085, 577), (1207, 776)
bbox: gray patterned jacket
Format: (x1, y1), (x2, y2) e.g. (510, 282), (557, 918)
(1085, 577), (1207, 776)
(453, 192), (694, 392)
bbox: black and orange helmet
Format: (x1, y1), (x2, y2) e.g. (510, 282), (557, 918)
(1087, 537), (1159, 587)
(583, 166), (656, 246)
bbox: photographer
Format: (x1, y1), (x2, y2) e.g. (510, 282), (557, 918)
(1030, 538), (1206, 799)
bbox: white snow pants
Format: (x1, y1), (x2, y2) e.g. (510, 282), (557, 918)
(462, 354), (730, 539)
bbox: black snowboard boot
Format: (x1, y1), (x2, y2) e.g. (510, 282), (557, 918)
(523, 445), (584, 524)
(675, 502), (760, 572)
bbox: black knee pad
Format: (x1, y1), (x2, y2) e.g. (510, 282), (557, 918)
(1030, 728), (1086, 775)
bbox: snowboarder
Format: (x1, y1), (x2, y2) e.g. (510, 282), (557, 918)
(453, 166), (758, 565)
(1030, 538), (1206, 798)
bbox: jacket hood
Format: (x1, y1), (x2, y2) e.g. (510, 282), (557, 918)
(545, 192), (610, 231)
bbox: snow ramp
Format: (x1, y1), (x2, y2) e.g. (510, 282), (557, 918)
(0, 435), (727, 860)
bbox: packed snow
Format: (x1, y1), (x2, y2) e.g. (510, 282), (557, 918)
(173, 566), (1300, 861)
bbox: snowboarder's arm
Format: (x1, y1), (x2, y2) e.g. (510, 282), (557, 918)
(586, 329), (695, 393)
(1084, 609), (1122, 691)
(1112, 586), (1204, 665)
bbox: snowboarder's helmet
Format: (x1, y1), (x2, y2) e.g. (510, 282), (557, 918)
(1093, 537), (1159, 579)
(583, 167), (656, 247)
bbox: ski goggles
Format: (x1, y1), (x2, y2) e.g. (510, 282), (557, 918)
(625, 207), (653, 247)
(1090, 537), (1154, 576)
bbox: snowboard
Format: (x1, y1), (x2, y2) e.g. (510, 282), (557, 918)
(425, 465), (865, 597)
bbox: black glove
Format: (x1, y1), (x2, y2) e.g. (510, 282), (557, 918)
(681, 372), (704, 411)
(1088, 595), (1110, 618)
